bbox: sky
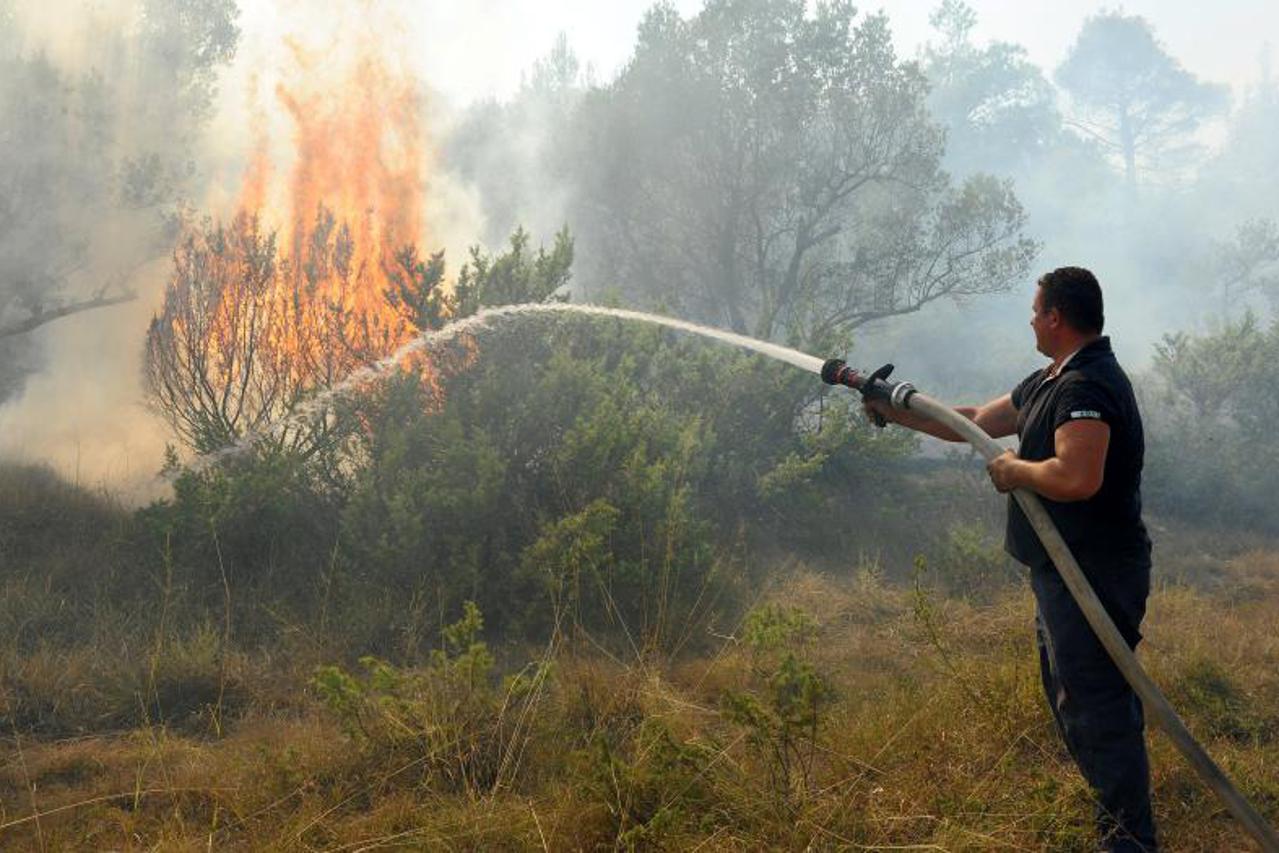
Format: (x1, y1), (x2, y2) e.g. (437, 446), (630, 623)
(207, 0), (1278, 211)
(16, 0), (1275, 139)
(326, 0), (1276, 106)
(880, 0), (1273, 94)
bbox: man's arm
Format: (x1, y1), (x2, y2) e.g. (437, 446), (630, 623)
(987, 419), (1110, 501)
(867, 393), (1019, 441)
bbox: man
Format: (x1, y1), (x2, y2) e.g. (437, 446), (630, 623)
(866, 267), (1156, 851)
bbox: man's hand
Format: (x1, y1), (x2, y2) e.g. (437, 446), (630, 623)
(862, 399), (895, 427)
(985, 421), (1109, 501)
(987, 449), (1022, 493)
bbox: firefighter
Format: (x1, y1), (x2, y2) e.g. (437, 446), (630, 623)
(863, 267), (1157, 851)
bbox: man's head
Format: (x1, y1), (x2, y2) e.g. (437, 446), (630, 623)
(1031, 266), (1104, 358)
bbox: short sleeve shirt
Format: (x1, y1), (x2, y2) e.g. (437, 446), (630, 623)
(1004, 337), (1151, 568)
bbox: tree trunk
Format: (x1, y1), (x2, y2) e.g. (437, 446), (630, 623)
(1118, 106), (1137, 193)
(716, 217), (747, 334)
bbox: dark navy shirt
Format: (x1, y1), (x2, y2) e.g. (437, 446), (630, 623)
(1004, 336), (1151, 569)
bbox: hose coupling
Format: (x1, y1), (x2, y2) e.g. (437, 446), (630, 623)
(890, 380), (916, 410)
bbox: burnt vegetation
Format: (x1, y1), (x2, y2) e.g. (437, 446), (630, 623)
(2, 0), (1279, 848)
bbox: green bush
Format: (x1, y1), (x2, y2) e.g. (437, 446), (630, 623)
(572, 718), (721, 847)
(721, 603), (833, 811)
(925, 521), (1020, 601)
(1144, 313), (1279, 531)
(312, 602), (549, 796)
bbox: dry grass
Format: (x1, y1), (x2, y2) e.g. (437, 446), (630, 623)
(1, 554), (1277, 850)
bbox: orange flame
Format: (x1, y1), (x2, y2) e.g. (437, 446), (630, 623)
(273, 35), (424, 287)
(244, 30), (429, 338)
(238, 23), (451, 394)
(148, 20), (452, 454)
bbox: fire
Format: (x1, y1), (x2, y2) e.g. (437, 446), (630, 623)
(146, 16), (453, 455)
(244, 30), (428, 357)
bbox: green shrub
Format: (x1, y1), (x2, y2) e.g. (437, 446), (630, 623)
(312, 602), (550, 796)
(926, 521), (1019, 601)
(572, 718), (721, 848)
(721, 603), (833, 811)
(1145, 314), (1279, 531)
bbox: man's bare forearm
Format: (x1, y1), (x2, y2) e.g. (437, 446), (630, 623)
(877, 404), (978, 442)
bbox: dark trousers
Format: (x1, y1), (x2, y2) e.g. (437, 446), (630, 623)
(1031, 559), (1157, 852)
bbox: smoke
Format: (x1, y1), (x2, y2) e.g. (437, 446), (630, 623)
(0, 265), (173, 497)
(0, 0), (234, 497)
(3, 0), (1277, 500)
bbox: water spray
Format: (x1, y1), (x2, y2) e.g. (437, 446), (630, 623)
(187, 301), (1278, 848)
(188, 302), (824, 472)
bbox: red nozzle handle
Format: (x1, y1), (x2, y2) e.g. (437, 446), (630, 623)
(821, 358), (861, 388)
(821, 359), (900, 428)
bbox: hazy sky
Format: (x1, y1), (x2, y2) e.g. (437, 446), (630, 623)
(16, 1), (1275, 132)
(215, 1), (1276, 114)
(361, 1), (1274, 105)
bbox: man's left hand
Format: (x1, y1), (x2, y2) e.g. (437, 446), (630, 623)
(987, 450), (1021, 493)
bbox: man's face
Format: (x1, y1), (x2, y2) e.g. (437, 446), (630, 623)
(1030, 287), (1057, 357)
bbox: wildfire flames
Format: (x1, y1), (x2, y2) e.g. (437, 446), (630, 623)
(242, 31), (429, 355)
(146, 21), (451, 454)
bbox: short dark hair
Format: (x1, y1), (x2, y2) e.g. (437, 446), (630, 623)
(1038, 267), (1104, 334)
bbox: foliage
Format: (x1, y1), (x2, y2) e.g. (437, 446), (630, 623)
(1145, 314), (1279, 530)
(454, 226), (573, 316)
(922, 1), (1062, 177)
(570, 0), (1037, 346)
(135, 448), (344, 650)
(0, 464), (123, 574)
(144, 207), (451, 455)
(342, 320), (732, 653)
(924, 520), (1018, 601)
(145, 218), (571, 458)
(1209, 218), (1279, 318)
(1055, 11), (1228, 187)
(0, 0), (239, 396)
(11, 567), (1279, 848)
(136, 0), (240, 125)
(721, 603), (833, 809)
(137, 209), (933, 658)
(312, 601), (545, 796)
(385, 243), (450, 331)
(573, 718), (721, 847)
(4, 462), (1279, 849)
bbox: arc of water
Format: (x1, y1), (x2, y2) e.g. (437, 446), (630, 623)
(188, 302), (823, 471)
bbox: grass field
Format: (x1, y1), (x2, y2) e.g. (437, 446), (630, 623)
(2, 532), (1276, 850)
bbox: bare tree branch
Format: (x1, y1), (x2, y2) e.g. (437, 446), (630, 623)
(0, 290), (137, 339)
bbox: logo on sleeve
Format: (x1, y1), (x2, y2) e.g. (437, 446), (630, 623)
(1070, 409), (1101, 420)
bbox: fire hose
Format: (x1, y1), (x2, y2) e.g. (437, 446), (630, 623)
(822, 359), (1279, 852)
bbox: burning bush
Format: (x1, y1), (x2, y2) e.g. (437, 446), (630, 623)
(143, 206), (449, 455)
